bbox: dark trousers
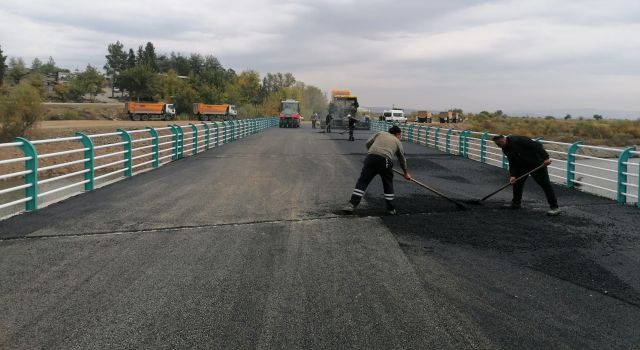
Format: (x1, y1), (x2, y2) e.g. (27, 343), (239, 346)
(348, 127), (354, 141)
(512, 167), (558, 208)
(350, 154), (395, 210)
(326, 123), (331, 133)
(312, 120), (317, 128)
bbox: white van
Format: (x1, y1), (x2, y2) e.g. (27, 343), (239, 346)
(383, 109), (407, 123)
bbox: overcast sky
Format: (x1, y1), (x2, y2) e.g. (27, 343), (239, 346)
(1, 0), (639, 115)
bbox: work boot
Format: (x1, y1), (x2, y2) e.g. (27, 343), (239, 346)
(546, 207), (561, 216)
(342, 203), (356, 214)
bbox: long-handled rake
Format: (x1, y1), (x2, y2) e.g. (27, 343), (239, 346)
(466, 163), (547, 205)
(392, 168), (469, 211)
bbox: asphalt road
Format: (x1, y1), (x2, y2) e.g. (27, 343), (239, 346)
(0, 126), (639, 349)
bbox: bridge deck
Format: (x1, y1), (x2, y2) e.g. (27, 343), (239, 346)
(0, 126), (638, 349)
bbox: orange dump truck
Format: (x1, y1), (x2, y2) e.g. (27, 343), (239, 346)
(192, 103), (238, 121)
(124, 102), (176, 121)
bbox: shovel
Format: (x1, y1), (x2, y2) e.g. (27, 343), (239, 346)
(466, 163), (547, 205)
(392, 168), (469, 211)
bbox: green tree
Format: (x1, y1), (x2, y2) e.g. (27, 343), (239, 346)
(7, 57), (28, 84)
(118, 65), (157, 100)
(40, 56), (61, 76)
(154, 70), (197, 114)
(593, 114), (603, 120)
(142, 42), (158, 72)
(0, 81), (43, 141)
(31, 57), (43, 72)
(104, 41), (128, 97)
(126, 48), (136, 69)
(0, 45), (7, 86)
(67, 65), (105, 102)
(564, 114), (572, 120)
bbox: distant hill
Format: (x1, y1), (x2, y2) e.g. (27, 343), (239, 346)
(505, 108), (640, 120)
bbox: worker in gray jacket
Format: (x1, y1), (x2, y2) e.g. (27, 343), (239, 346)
(343, 125), (411, 215)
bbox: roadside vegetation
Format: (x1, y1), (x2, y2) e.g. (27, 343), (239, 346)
(412, 109), (640, 147)
(0, 42), (328, 141)
(462, 111), (640, 147)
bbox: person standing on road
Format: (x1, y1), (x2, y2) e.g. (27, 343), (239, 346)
(311, 112), (319, 129)
(492, 135), (560, 216)
(347, 114), (356, 141)
(343, 125), (411, 215)
(325, 113), (333, 133)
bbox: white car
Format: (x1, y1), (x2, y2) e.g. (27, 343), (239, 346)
(383, 109), (407, 123)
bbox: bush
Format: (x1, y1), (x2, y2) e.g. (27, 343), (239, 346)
(0, 82), (43, 141)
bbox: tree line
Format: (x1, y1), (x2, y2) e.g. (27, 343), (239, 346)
(103, 41), (327, 117)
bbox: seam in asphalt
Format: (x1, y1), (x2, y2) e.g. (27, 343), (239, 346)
(0, 214), (371, 242)
(0, 210), (444, 242)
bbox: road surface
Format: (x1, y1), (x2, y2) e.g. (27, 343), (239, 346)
(0, 126), (638, 349)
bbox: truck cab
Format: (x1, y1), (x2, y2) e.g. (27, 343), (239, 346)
(383, 109), (407, 123)
(279, 100), (301, 128)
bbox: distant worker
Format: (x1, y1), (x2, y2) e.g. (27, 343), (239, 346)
(311, 112), (319, 129)
(492, 135), (560, 216)
(343, 125), (411, 215)
(347, 114), (356, 141)
(325, 113), (333, 133)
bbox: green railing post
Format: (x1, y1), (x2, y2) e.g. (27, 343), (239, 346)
(15, 137), (38, 212)
(445, 129), (453, 153)
(75, 132), (95, 191)
(458, 130), (466, 156)
(212, 122), (220, 146)
(230, 121), (236, 141)
(464, 131), (471, 158)
(176, 126), (185, 158)
(434, 127), (441, 150)
(425, 126), (431, 147)
(146, 127), (159, 168)
(407, 124), (414, 143)
(617, 147), (636, 203)
(117, 129), (133, 177)
(222, 121), (228, 144)
(566, 141), (582, 188)
(480, 132), (489, 163)
(169, 125), (179, 160)
(201, 122), (210, 150)
(189, 123), (198, 155)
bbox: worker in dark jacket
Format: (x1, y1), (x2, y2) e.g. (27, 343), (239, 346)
(343, 125), (411, 215)
(347, 114), (356, 141)
(325, 114), (333, 133)
(493, 135), (560, 216)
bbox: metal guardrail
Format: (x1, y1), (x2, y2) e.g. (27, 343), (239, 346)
(0, 118), (279, 216)
(371, 121), (639, 208)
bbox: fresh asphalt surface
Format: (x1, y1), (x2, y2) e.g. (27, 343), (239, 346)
(1, 124), (639, 349)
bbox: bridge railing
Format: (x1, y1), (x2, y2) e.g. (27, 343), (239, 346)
(372, 121), (639, 207)
(0, 118), (278, 217)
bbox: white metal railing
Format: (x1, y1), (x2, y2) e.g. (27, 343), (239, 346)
(372, 121), (639, 208)
(0, 118), (278, 217)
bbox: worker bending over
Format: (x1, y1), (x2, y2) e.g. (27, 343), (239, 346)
(493, 135), (560, 216)
(343, 125), (411, 215)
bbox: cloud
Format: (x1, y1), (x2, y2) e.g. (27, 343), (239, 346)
(0, 0), (638, 112)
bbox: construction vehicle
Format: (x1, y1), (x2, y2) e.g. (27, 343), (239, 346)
(124, 102), (176, 121)
(193, 103), (237, 121)
(324, 90), (369, 130)
(279, 99), (301, 128)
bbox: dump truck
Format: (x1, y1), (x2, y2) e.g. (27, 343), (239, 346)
(193, 103), (238, 121)
(324, 90), (369, 130)
(124, 102), (176, 121)
(279, 99), (301, 128)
